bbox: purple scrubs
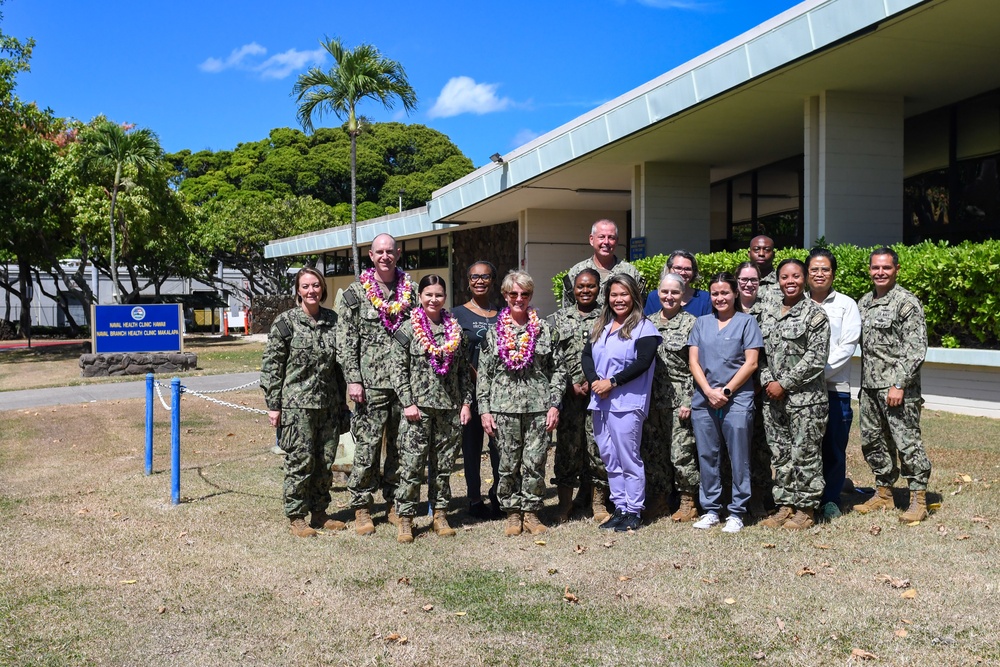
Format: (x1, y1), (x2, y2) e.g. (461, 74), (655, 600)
(589, 319), (659, 514)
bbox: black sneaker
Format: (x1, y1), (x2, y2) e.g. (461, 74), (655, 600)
(599, 508), (626, 530)
(468, 501), (492, 520)
(615, 512), (642, 532)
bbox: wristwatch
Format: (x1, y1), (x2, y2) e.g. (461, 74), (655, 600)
(893, 382), (904, 390)
(723, 387), (732, 397)
(609, 376), (619, 388)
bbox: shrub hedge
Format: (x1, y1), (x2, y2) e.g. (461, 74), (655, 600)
(551, 240), (1000, 349)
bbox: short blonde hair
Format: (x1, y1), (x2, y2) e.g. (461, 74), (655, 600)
(500, 270), (534, 296)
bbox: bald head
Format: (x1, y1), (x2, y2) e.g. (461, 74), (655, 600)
(369, 234), (400, 277)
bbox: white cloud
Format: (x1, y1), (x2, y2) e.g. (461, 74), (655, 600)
(198, 42), (266, 73)
(511, 129), (541, 147)
(428, 76), (512, 118)
(198, 43), (325, 80)
(256, 47), (327, 79)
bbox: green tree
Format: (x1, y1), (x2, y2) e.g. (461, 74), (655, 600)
(79, 119), (162, 302)
(292, 37), (417, 278)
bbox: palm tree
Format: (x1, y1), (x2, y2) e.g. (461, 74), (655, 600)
(82, 120), (161, 303)
(293, 37), (417, 278)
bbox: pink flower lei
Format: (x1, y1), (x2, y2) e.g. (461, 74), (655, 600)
(359, 267), (415, 333)
(410, 307), (462, 376)
(496, 307), (541, 371)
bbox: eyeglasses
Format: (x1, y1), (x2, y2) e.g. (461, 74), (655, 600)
(469, 274), (493, 282)
(669, 265), (694, 273)
(808, 267), (833, 275)
(750, 246), (774, 252)
(506, 291), (532, 299)
(737, 278), (759, 285)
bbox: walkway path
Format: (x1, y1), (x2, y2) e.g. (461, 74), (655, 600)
(0, 372), (260, 412)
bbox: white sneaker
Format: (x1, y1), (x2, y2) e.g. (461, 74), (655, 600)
(722, 516), (743, 533)
(692, 512), (719, 530)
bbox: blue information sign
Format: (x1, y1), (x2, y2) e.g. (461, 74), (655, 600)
(630, 236), (647, 261)
(92, 304), (184, 353)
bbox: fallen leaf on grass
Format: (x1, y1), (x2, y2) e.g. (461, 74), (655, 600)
(971, 515), (987, 523)
(937, 524), (949, 536)
(895, 629), (908, 638)
(454, 611), (467, 616)
(851, 648), (878, 660)
(120, 580), (137, 585)
(869, 525), (882, 536)
(878, 575), (910, 589)
(574, 544), (587, 554)
(724, 598), (736, 605)
(384, 633), (407, 644)
(796, 566), (817, 577)
(956, 534), (970, 541)
(815, 544), (832, 550)
(959, 474), (973, 483)
(76, 508), (90, 515)
(901, 588), (917, 599)
(397, 577), (411, 586)
(615, 589), (632, 600)
(776, 617), (786, 631)
(951, 486), (963, 496)
(157, 606), (166, 614)
(563, 586), (579, 604)
(534, 540), (546, 546)
(762, 543), (776, 549)
(421, 604), (433, 612)
(901, 618), (912, 624)
(602, 541), (615, 549)
(226, 432), (235, 437)
(751, 651), (766, 660)
(701, 577), (718, 584)
(618, 575), (632, 582)
(548, 568), (558, 575)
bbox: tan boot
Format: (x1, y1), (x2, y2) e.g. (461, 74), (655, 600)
(671, 493), (699, 523)
(432, 509), (457, 537)
(354, 507), (375, 536)
(782, 507), (815, 530)
(523, 511), (547, 535)
(310, 511), (347, 531)
(290, 517), (317, 538)
(555, 486), (574, 523)
(397, 516), (414, 544)
(760, 505), (793, 528)
(853, 486), (894, 514)
(899, 490), (928, 523)
(644, 493), (669, 522)
(387, 503), (401, 527)
(592, 486), (611, 524)
(504, 511), (523, 536)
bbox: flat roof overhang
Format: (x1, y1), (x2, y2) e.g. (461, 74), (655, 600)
(266, 0), (1000, 258)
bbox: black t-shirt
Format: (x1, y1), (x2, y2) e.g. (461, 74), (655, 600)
(451, 304), (497, 370)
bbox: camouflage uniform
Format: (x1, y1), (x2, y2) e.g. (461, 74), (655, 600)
(548, 306), (608, 492)
(759, 298), (830, 510)
(746, 299), (773, 493)
(477, 317), (566, 512)
(756, 270), (783, 306)
(390, 317), (473, 517)
(643, 310), (698, 496)
(561, 256), (646, 308)
(260, 306), (344, 519)
(858, 284), (931, 490)
(338, 276), (417, 509)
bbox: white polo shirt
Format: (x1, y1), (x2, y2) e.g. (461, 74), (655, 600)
(811, 289), (861, 393)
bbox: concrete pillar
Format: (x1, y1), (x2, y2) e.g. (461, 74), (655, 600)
(633, 162), (711, 256)
(804, 91), (904, 247)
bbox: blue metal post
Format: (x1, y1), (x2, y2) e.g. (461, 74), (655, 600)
(145, 373), (154, 475)
(171, 377), (181, 505)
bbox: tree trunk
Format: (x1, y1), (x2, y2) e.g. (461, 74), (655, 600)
(110, 164), (122, 304)
(17, 255), (32, 341)
(350, 131), (360, 279)
(3, 264), (10, 323)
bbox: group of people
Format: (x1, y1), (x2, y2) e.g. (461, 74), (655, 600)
(260, 219), (933, 542)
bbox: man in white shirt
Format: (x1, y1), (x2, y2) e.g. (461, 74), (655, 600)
(807, 247), (861, 520)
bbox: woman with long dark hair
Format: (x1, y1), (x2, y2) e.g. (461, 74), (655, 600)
(582, 273), (660, 532)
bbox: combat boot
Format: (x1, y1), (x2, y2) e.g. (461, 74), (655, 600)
(387, 503), (401, 527)
(760, 505), (793, 528)
(592, 486), (611, 524)
(310, 511), (347, 531)
(853, 486), (894, 514)
(396, 516), (414, 544)
(523, 511), (547, 536)
(432, 509), (457, 537)
(573, 479), (593, 511)
(644, 493), (669, 522)
(290, 517), (317, 538)
(748, 485), (771, 519)
(555, 486), (574, 524)
(354, 507), (375, 536)
(671, 493), (699, 523)
(504, 511), (523, 536)
(899, 490), (928, 523)
(782, 507), (815, 530)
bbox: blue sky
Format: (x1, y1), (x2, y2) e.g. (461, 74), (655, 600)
(5, 0), (801, 168)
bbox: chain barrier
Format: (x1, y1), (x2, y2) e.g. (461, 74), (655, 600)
(153, 378), (268, 415)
